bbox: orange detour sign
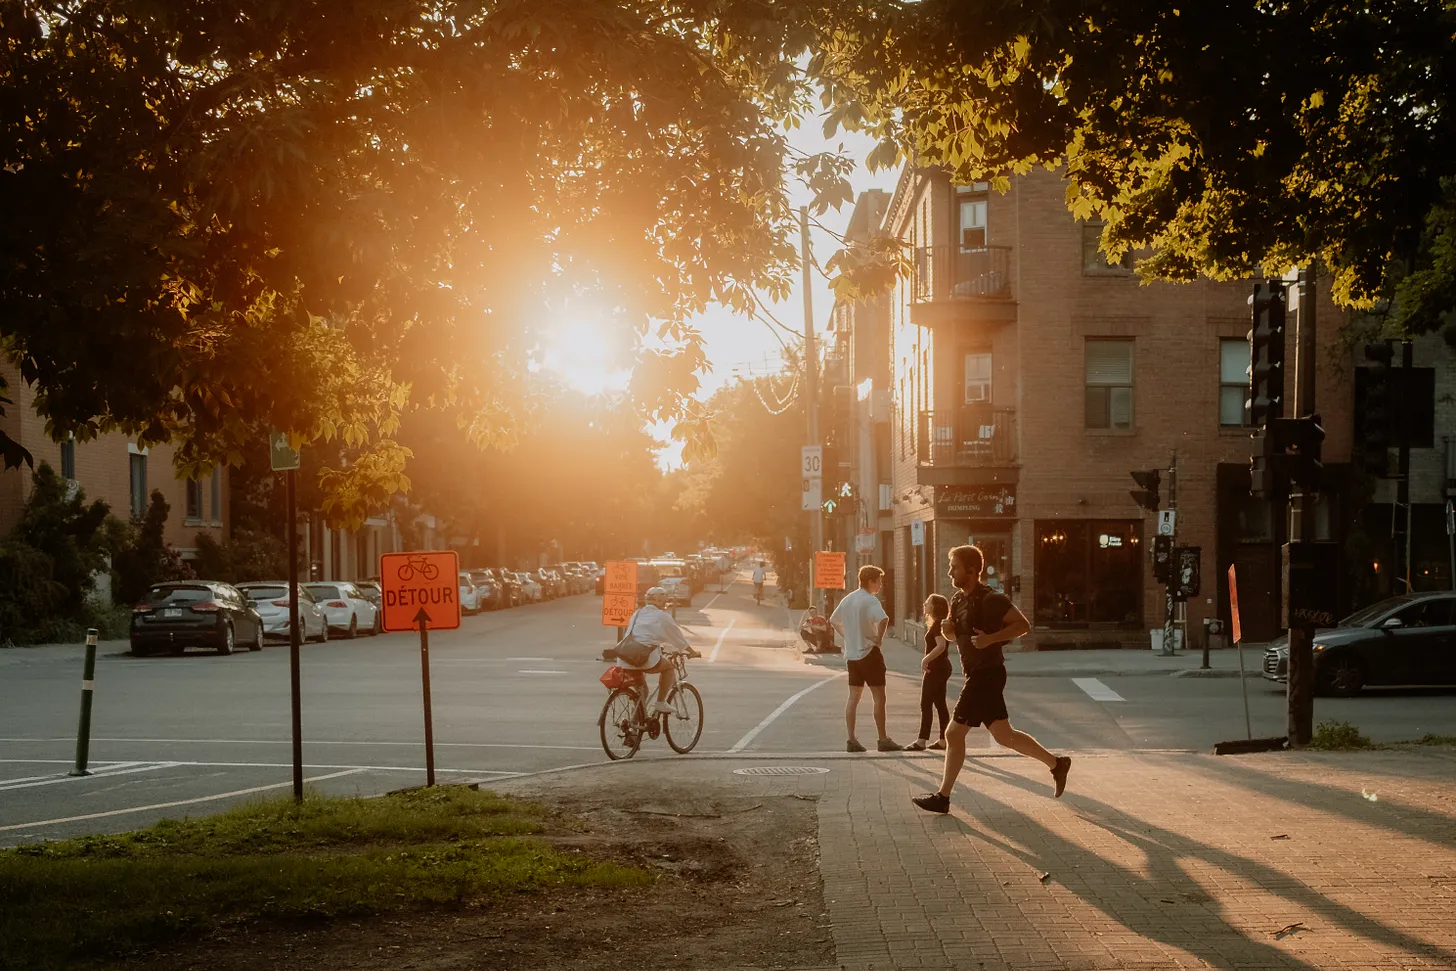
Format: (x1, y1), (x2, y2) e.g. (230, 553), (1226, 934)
(1227, 564), (1242, 644)
(380, 551), (461, 632)
(601, 560), (638, 628)
(814, 551), (847, 590)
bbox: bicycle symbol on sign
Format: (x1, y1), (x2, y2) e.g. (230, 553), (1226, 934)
(396, 555), (440, 582)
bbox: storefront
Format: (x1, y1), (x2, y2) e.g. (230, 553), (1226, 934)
(934, 484), (1018, 598)
(1032, 519), (1143, 628)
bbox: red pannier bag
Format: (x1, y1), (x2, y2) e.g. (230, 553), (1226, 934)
(600, 666), (636, 690)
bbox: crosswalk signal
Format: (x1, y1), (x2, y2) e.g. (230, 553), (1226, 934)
(1362, 341), (1394, 476)
(1247, 281), (1287, 430)
(1129, 470), (1161, 512)
(1272, 415), (1326, 492)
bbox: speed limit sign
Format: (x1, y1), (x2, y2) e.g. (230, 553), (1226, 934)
(801, 445), (823, 479)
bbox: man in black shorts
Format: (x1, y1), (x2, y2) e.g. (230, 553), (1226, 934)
(913, 544), (1070, 813)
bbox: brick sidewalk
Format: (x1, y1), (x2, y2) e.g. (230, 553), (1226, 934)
(497, 747), (1456, 970)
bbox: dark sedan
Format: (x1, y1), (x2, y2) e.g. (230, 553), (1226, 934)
(131, 582), (265, 656)
(1263, 592), (1456, 695)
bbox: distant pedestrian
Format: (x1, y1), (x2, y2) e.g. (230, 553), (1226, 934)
(913, 545), (1069, 814)
(830, 565), (900, 753)
(904, 593), (951, 752)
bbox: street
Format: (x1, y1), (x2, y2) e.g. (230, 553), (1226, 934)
(2, 571), (1453, 846)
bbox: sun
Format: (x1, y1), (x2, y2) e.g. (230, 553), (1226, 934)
(538, 315), (632, 396)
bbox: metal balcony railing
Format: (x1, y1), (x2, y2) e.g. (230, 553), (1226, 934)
(917, 406), (1017, 466)
(913, 245), (1013, 302)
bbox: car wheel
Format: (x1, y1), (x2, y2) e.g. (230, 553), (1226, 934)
(130, 641), (148, 658)
(347, 616), (358, 639)
(320, 622), (329, 643)
(250, 624), (264, 652)
(373, 612), (382, 635)
(1319, 654), (1365, 696)
(217, 624), (234, 656)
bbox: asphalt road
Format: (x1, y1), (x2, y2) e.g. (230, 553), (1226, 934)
(2, 572), (1453, 846)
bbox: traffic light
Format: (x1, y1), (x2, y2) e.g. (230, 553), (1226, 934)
(1152, 535), (1173, 584)
(1247, 281), (1287, 429)
(1271, 415), (1325, 492)
(1362, 341), (1393, 475)
(1129, 470), (1161, 511)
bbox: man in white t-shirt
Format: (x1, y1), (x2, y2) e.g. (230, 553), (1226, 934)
(751, 562), (767, 603)
(830, 565), (900, 753)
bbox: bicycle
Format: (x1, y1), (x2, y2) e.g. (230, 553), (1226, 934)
(396, 555), (439, 582)
(598, 650), (704, 760)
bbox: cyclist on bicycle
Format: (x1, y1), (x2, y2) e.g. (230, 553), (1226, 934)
(752, 561), (767, 603)
(616, 587), (698, 715)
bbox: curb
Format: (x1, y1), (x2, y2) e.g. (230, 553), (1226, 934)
(1170, 668), (1266, 679)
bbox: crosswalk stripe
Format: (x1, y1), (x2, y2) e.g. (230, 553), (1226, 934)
(1072, 677), (1126, 702)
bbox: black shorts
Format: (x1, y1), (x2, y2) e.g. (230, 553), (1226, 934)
(847, 646), (887, 688)
(954, 665), (1009, 728)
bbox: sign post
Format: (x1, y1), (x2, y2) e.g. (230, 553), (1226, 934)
(1447, 499), (1454, 592)
(601, 561), (638, 639)
(1228, 564), (1251, 740)
(269, 431), (304, 801)
(381, 550), (462, 787)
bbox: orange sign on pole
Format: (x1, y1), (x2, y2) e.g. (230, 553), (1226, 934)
(601, 560), (638, 628)
(380, 551), (462, 632)
(814, 551), (847, 590)
(1227, 564), (1242, 644)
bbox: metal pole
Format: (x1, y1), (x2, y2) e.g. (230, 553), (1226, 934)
(287, 468), (303, 801)
(1397, 339), (1414, 592)
(70, 628), (99, 776)
(1286, 267), (1317, 747)
(1447, 498), (1455, 591)
(419, 620), (436, 787)
(1162, 452), (1177, 656)
(802, 205), (823, 612)
(1235, 628), (1253, 740)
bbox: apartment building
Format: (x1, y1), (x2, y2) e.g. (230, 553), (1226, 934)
(0, 366), (229, 557)
(880, 166), (1358, 648)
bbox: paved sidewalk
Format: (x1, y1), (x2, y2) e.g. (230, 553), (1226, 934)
(497, 747), (1456, 970)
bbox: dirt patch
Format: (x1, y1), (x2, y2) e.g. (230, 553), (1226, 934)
(118, 785), (835, 971)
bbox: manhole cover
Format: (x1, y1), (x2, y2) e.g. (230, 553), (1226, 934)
(732, 766), (830, 777)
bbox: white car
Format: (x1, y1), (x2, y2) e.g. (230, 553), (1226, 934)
(238, 583), (330, 643)
(459, 573), (482, 615)
(517, 572), (543, 602)
(303, 582), (379, 638)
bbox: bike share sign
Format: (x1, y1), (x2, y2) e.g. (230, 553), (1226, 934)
(380, 551), (461, 632)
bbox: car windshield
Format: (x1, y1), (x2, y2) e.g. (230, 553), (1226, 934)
(1341, 596), (1414, 628)
(305, 584), (341, 600)
(654, 565), (685, 577)
(243, 586), (288, 601)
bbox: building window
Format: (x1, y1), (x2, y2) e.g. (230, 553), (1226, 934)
(956, 186), (988, 250)
(1219, 339), (1251, 427)
(964, 352), (992, 404)
(1085, 339), (1134, 430)
(210, 469), (222, 523)
(1034, 520), (1143, 627)
(1081, 221), (1134, 275)
(185, 478), (203, 521)
(129, 453), (147, 519)
(60, 439), (75, 480)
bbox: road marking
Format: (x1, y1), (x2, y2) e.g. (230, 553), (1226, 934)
(1073, 677), (1126, 702)
(517, 669), (568, 675)
(0, 768), (370, 833)
(0, 758), (524, 776)
(0, 738), (602, 751)
(0, 762), (178, 792)
(708, 618), (738, 663)
(702, 571), (739, 610)
(507, 656), (551, 661)
(727, 672), (847, 754)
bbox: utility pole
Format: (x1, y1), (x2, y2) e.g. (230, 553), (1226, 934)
(1162, 452), (1178, 656)
(802, 206), (823, 610)
(1285, 267), (1318, 747)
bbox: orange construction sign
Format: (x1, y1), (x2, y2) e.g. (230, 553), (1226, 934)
(380, 551), (461, 632)
(814, 551), (846, 590)
(1227, 564), (1242, 644)
(601, 560), (638, 628)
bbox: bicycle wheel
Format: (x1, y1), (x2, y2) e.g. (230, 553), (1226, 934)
(599, 688), (643, 760)
(664, 683), (704, 754)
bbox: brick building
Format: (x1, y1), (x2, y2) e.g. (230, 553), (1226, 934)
(0, 366), (229, 557)
(879, 166), (1359, 648)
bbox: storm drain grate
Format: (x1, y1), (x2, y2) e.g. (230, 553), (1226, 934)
(732, 766), (830, 777)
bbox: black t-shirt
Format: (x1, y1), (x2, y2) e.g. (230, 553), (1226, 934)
(950, 583), (1015, 673)
(923, 623), (953, 673)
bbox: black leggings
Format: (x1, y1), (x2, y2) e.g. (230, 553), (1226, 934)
(919, 665), (952, 740)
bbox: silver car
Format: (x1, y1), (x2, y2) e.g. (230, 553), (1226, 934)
(238, 583), (329, 643)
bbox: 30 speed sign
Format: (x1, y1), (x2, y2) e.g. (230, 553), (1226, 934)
(801, 445), (822, 478)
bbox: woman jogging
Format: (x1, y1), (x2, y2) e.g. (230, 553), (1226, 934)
(905, 594), (952, 752)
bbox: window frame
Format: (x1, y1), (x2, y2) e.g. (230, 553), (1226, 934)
(1219, 338), (1252, 428)
(60, 438), (76, 480)
(1084, 339), (1135, 431)
(1081, 221), (1134, 276)
(185, 478), (204, 522)
(964, 351), (992, 404)
(129, 452), (148, 520)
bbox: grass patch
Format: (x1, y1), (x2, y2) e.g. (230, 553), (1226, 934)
(1308, 719), (1374, 751)
(1410, 733), (1456, 746)
(0, 786), (649, 970)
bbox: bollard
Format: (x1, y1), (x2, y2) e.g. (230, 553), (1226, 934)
(1201, 618), (1212, 670)
(70, 628), (99, 776)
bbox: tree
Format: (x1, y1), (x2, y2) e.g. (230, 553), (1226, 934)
(0, 0), (859, 520)
(112, 490), (193, 605)
(810, 0), (1456, 328)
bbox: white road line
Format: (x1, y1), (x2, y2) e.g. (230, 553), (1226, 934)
(517, 669), (568, 675)
(507, 657), (551, 661)
(702, 571), (739, 610)
(0, 738), (602, 751)
(0, 762), (179, 792)
(727, 672), (847, 754)
(0, 758), (524, 776)
(0, 768), (369, 834)
(707, 618), (738, 663)
(1073, 677), (1126, 702)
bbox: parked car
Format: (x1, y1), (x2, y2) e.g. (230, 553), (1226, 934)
(1263, 592), (1456, 695)
(238, 582), (330, 643)
(489, 568), (522, 607)
(131, 581), (265, 656)
(650, 559), (692, 606)
(355, 580), (384, 632)
(458, 572), (483, 615)
(517, 571), (543, 602)
(468, 569), (503, 610)
(539, 567), (567, 599)
(303, 581), (379, 638)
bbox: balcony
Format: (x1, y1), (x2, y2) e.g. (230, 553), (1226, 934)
(917, 406), (1018, 486)
(913, 245), (1013, 303)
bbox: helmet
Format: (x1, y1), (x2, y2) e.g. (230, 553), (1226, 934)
(646, 586), (668, 600)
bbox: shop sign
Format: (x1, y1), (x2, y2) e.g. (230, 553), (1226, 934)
(935, 485), (1016, 518)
